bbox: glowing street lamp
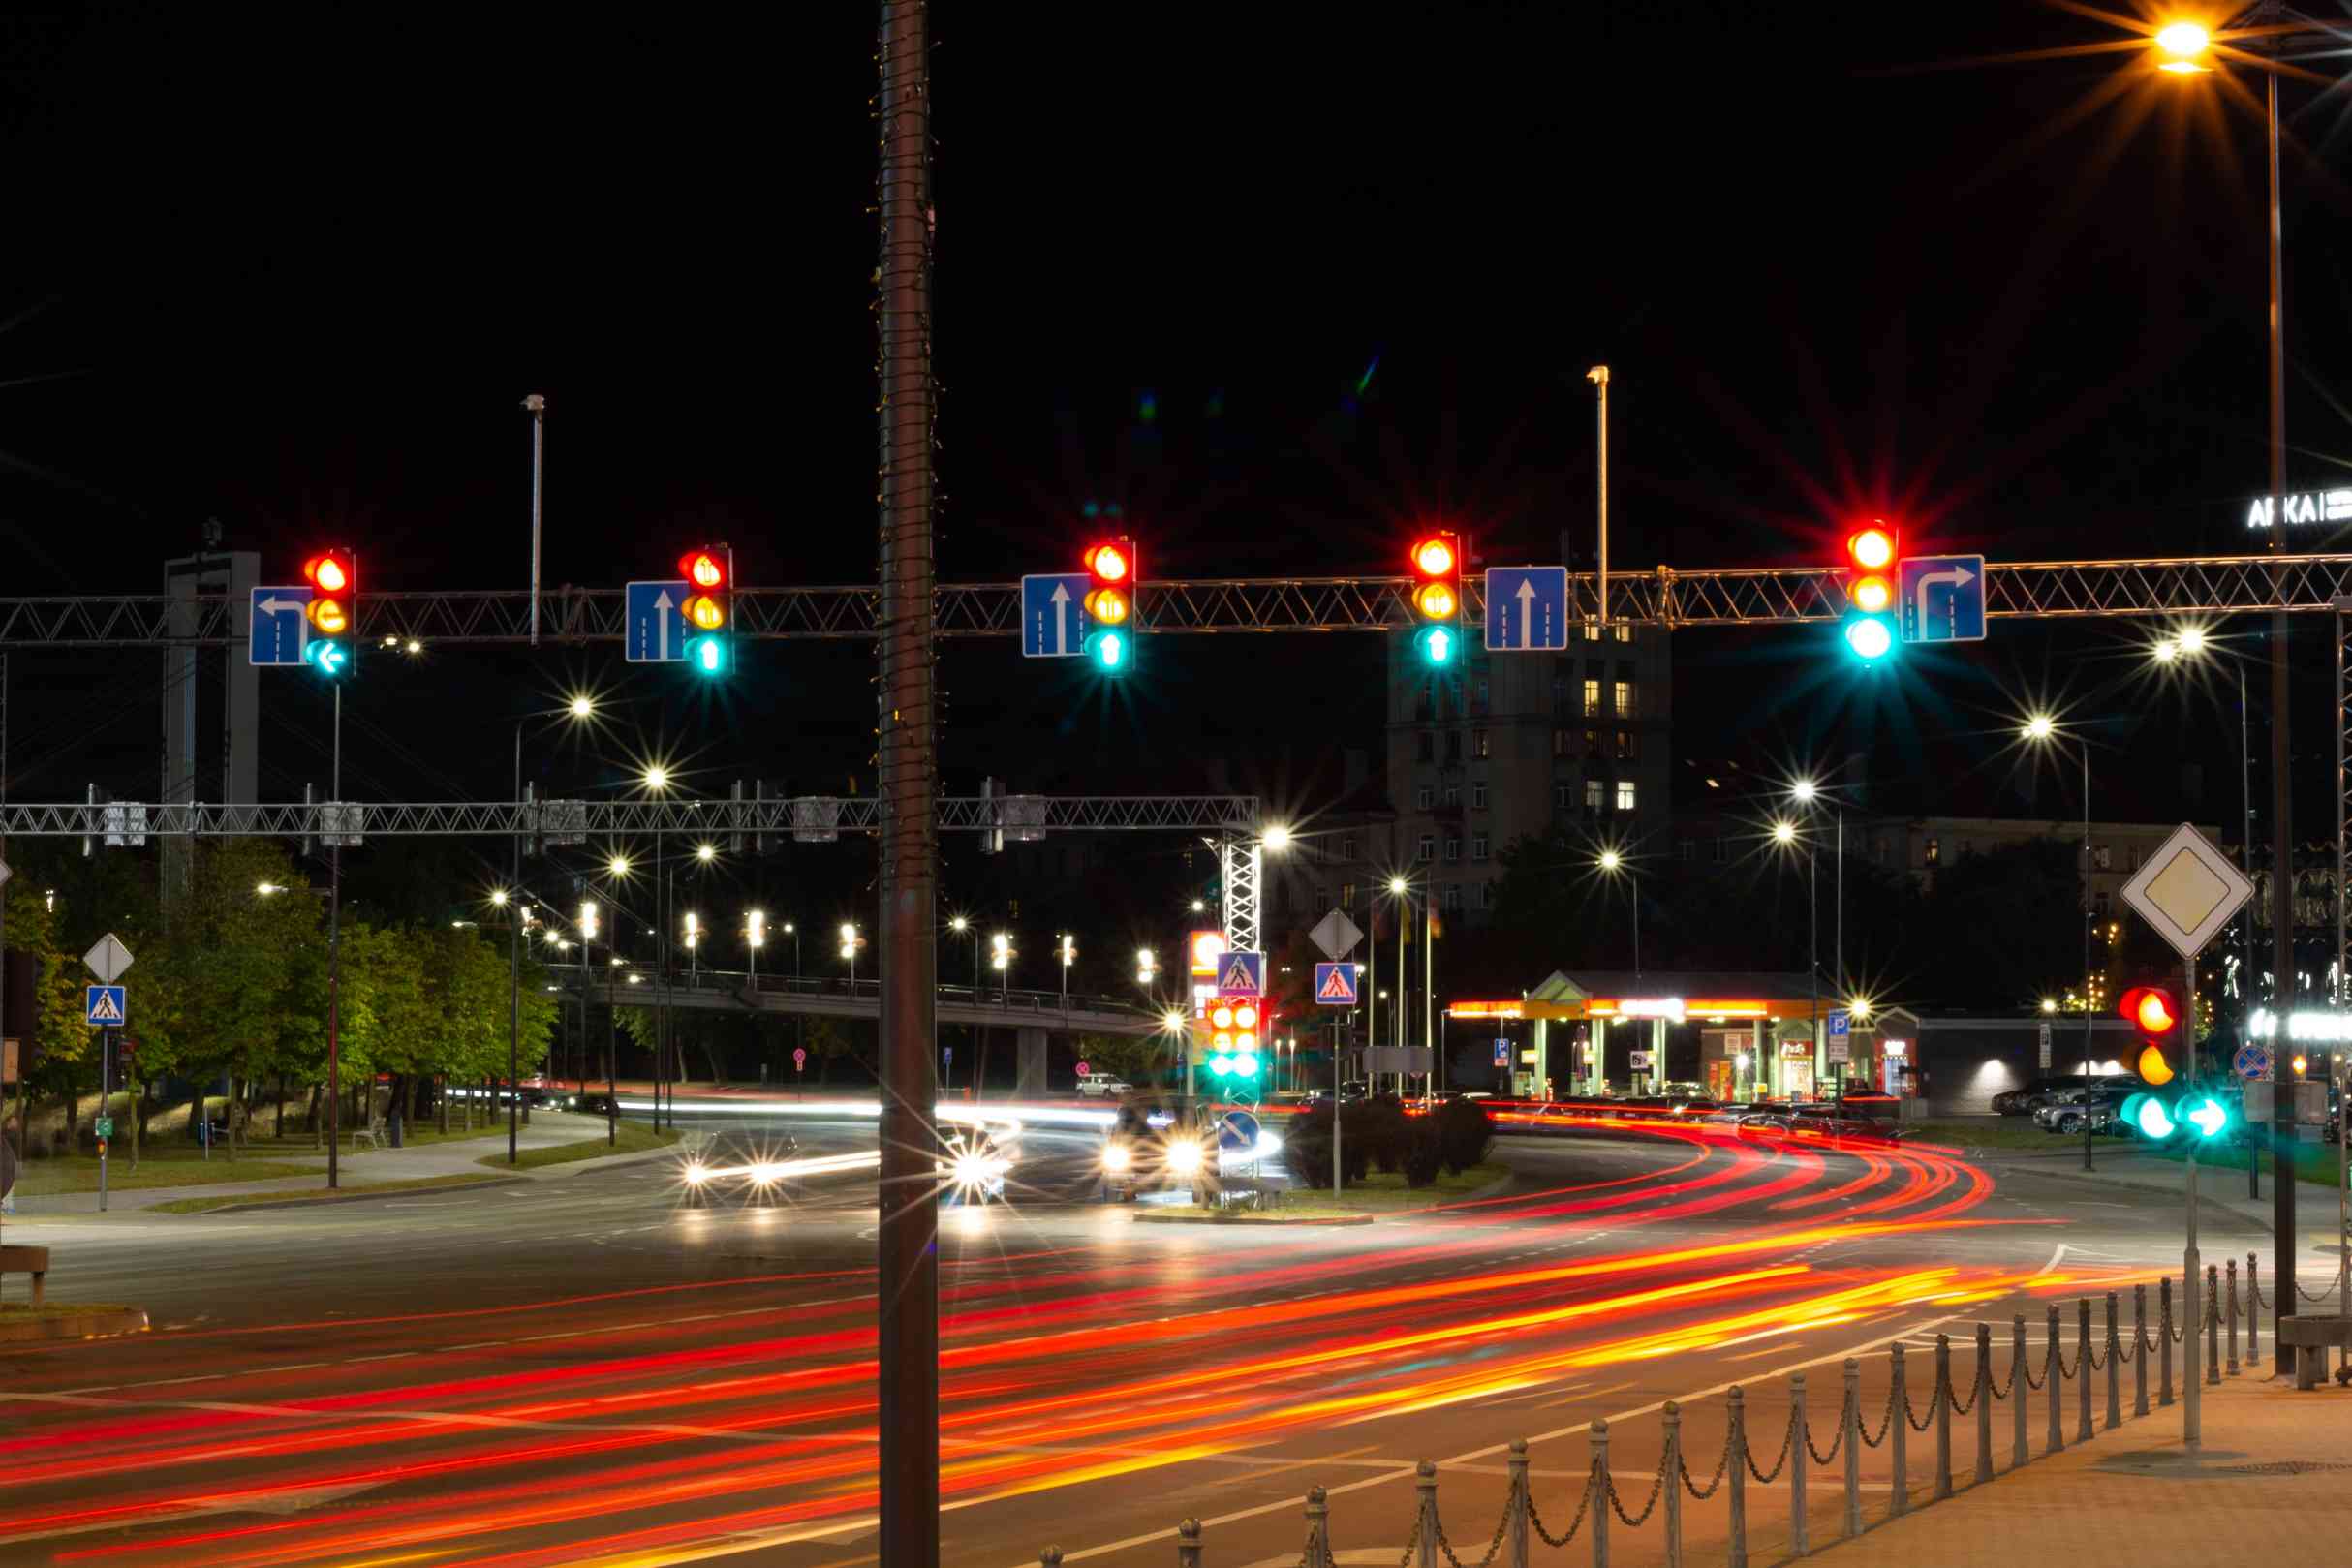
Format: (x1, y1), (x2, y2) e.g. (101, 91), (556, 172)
(2020, 708), (2098, 1170)
(2155, 20), (2211, 73)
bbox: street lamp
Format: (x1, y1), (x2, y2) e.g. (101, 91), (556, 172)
(840, 922), (860, 986)
(2021, 710), (2098, 1172)
(990, 930), (1013, 1002)
(746, 908), (766, 987)
(1056, 933), (1076, 1011)
(642, 765), (670, 792)
(1261, 823), (1293, 853)
(1594, 850), (1638, 977)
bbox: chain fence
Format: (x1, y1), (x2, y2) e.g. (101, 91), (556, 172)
(1047, 1281), (2237, 1568)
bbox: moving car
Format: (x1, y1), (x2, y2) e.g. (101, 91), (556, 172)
(1076, 1070), (1132, 1098)
(1099, 1105), (1216, 1201)
(940, 1118), (1022, 1203)
(678, 1130), (806, 1202)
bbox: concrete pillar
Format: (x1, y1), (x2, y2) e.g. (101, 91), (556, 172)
(1531, 1018), (1548, 1096)
(1014, 1027), (1049, 1096)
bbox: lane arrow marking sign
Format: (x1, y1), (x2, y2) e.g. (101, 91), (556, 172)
(1913, 563), (1975, 632)
(1049, 583), (1071, 655)
(653, 590), (674, 661)
(1514, 578), (1536, 649)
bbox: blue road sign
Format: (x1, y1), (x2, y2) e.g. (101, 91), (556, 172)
(625, 580), (691, 663)
(1217, 1110), (1261, 1153)
(1216, 949), (1266, 998)
(2234, 1042), (2272, 1081)
(1313, 962), (1359, 1007)
(85, 986), (125, 1027)
(1827, 1011), (1850, 1038)
(248, 586), (314, 666)
(1899, 555), (1988, 644)
(1021, 573), (1092, 659)
(1493, 1039), (1510, 1068)
(1483, 566), (1571, 652)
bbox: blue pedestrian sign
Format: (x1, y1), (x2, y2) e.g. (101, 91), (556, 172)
(1021, 573), (1092, 659)
(1484, 566), (1570, 652)
(248, 586), (314, 666)
(2234, 1042), (2272, 1081)
(625, 580), (691, 663)
(1827, 1011), (1850, 1038)
(1313, 962), (1359, 1007)
(85, 986), (125, 1027)
(1898, 555), (1987, 645)
(1215, 949), (1265, 998)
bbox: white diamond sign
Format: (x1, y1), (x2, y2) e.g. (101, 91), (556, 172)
(0, 855), (12, 889)
(1309, 907), (1364, 962)
(2119, 823), (2253, 961)
(82, 933), (135, 984)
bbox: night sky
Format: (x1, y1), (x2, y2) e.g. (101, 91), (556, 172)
(3, 2), (2349, 899)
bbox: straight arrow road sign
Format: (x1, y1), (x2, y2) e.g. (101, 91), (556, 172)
(1483, 566), (1570, 652)
(625, 580), (691, 663)
(1021, 574), (1092, 658)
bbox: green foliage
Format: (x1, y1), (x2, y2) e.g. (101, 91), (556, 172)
(1434, 1096), (1494, 1175)
(1068, 1030), (1165, 1086)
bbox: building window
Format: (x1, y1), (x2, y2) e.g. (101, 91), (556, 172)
(1416, 732), (1434, 763)
(1586, 778), (1605, 813)
(1443, 784), (1461, 807)
(1471, 782), (1489, 809)
(1471, 833), (1490, 861)
(1342, 835), (1357, 860)
(1472, 728), (1490, 760)
(1614, 680), (1635, 718)
(1616, 780), (1637, 813)
(1583, 622), (1600, 640)
(1551, 673), (1568, 703)
(1585, 728), (1602, 757)
(1613, 622), (1632, 643)
(1555, 783), (1574, 809)
(1444, 836), (1462, 863)
(1341, 882), (1356, 909)
(1478, 879), (1494, 909)
(1552, 726), (1569, 757)
(1443, 882), (1464, 912)
(1473, 679), (1490, 715)
(1616, 730), (1638, 760)
(1416, 834), (1435, 862)
(1679, 840), (1696, 860)
(1583, 679), (1601, 717)
(1415, 785), (1433, 810)
(1446, 731), (1464, 763)
(1925, 837), (1940, 865)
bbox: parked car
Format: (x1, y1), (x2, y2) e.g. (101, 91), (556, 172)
(1996, 1074), (2141, 1116)
(1075, 1070), (1131, 1098)
(2034, 1087), (2132, 1135)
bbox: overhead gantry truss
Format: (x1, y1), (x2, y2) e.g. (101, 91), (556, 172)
(5, 552), (2348, 647)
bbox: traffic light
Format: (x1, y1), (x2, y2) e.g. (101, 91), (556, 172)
(1207, 999), (1261, 1079)
(678, 547), (731, 676)
(2119, 984), (2181, 1086)
(1082, 538), (1134, 672)
(301, 549), (356, 677)
(1840, 523), (1899, 663)
(1408, 532), (1462, 666)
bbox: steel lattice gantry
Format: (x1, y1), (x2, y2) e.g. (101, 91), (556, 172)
(12, 552), (2352, 647)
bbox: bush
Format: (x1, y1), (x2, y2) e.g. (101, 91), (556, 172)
(1435, 1096), (1494, 1175)
(1404, 1121), (1444, 1187)
(1284, 1104), (1373, 1188)
(1347, 1097), (1411, 1174)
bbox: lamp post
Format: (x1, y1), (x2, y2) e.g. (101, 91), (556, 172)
(1772, 816), (1814, 1101)
(2023, 712), (2097, 1171)
(841, 922), (860, 988)
(1057, 933), (1075, 1012)
(506, 693), (597, 1162)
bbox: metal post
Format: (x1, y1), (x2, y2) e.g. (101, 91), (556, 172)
(2246, 1251), (2260, 1362)
(1589, 1420), (1609, 1568)
(1507, 1438), (1530, 1568)
(1933, 1336), (1952, 1500)
(327, 683), (342, 1190)
(509, 726), (521, 1164)
(2104, 1293), (2121, 1430)
(1726, 1389), (1749, 1568)
(1304, 1489), (1328, 1568)
(2082, 743), (2094, 1171)
(524, 393), (544, 647)
(2267, 51), (2297, 1376)
(2206, 1266), (2221, 1386)
(2160, 1279), (2176, 1411)
(1889, 1343), (1907, 1515)
(1841, 1362), (1862, 1537)
(2012, 1315), (2029, 1466)
(97, 1029), (108, 1211)
(2046, 1305), (2063, 1454)
(876, 8), (940, 1563)
(1175, 1519), (1201, 1568)
(1415, 1460), (1438, 1568)
(2075, 1298), (2093, 1443)
(1787, 1376), (1808, 1557)
(1588, 365), (1608, 627)
(2133, 1285), (2149, 1418)
(1973, 1324), (1994, 1484)
(2225, 1258), (2240, 1375)
(2184, 953), (2202, 1446)
(1661, 1407), (1684, 1568)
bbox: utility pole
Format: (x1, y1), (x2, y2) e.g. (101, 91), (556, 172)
(2263, 28), (2296, 1370)
(327, 685), (342, 1190)
(1588, 365), (1609, 627)
(875, 6), (941, 1564)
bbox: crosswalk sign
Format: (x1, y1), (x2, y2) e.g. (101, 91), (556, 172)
(1216, 950), (1266, 998)
(1314, 962), (1359, 1007)
(85, 985), (126, 1027)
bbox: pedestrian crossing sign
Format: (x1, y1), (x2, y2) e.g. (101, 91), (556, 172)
(1314, 962), (1359, 1007)
(85, 985), (126, 1027)
(1215, 950), (1266, 998)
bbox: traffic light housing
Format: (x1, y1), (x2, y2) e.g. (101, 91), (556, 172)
(1408, 532), (1462, 666)
(1205, 999), (1262, 1080)
(301, 549), (356, 677)
(2119, 984), (2181, 1086)
(1082, 538), (1134, 672)
(678, 547), (731, 676)
(1841, 523), (1898, 663)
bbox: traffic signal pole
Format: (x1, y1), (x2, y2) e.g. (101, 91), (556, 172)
(875, 6), (941, 1565)
(2182, 946), (2201, 1449)
(2266, 53), (2298, 1377)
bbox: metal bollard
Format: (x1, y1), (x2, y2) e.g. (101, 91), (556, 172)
(1305, 1488), (1329, 1568)
(2225, 1258), (2240, 1376)
(1662, 1403), (1684, 1568)
(1415, 1461), (1438, 1568)
(2105, 1294), (2121, 1430)
(1042, 1549), (1064, 1568)
(2207, 1266), (2221, 1387)
(1932, 1335), (1953, 1499)
(2012, 1315), (2029, 1467)
(1727, 1388), (1749, 1568)
(2159, 1278), (2175, 1408)
(1590, 1420), (1610, 1568)
(1842, 1361), (1862, 1539)
(2246, 1250), (2260, 1362)
(1175, 1522), (1200, 1568)
(2133, 1285), (2149, 1419)
(1974, 1323), (1994, 1485)
(1789, 1374), (1809, 1557)
(1889, 1342), (1908, 1515)
(2046, 1304), (2064, 1454)
(2076, 1298), (2093, 1443)
(1508, 1439), (1531, 1568)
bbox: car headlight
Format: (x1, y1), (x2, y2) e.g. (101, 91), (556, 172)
(683, 1161), (710, 1186)
(953, 1153), (992, 1186)
(1165, 1139), (1204, 1176)
(1101, 1143), (1133, 1173)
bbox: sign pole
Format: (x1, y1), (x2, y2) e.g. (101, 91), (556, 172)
(2183, 950), (2200, 1449)
(98, 1028), (109, 1213)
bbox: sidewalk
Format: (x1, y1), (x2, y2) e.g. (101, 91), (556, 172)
(10, 1111), (671, 1214)
(1810, 1372), (2352, 1567)
(1965, 1139), (2349, 1242)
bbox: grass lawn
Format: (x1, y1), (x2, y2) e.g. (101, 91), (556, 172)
(2143, 1134), (2344, 1188)
(1904, 1121), (2086, 1151)
(151, 1172), (514, 1214)
(1235, 1160), (1510, 1216)
(14, 1148), (318, 1196)
(476, 1120), (680, 1170)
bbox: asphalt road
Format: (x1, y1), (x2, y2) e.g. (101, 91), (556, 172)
(0, 1110), (2270, 1568)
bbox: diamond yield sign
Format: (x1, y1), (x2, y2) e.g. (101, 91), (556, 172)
(1309, 907), (1363, 961)
(83, 932), (135, 983)
(1313, 962), (1359, 1007)
(0, 854), (11, 888)
(2119, 823), (2254, 959)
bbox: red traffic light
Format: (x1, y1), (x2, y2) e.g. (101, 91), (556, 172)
(304, 553), (352, 595)
(1845, 525), (1897, 571)
(1411, 535), (1458, 578)
(2119, 986), (2179, 1036)
(1084, 541), (1131, 582)
(680, 549), (727, 590)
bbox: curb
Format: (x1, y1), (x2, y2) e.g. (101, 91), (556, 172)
(0, 1308), (149, 1343)
(174, 1176), (526, 1214)
(1981, 1155), (2313, 1234)
(1131, 1209), (1377, 1227)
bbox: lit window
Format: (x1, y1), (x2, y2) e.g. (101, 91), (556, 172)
(1583, 679), (1601, 717)
(1616, 780), (1637, 813)
(1583, 622), (1600, 641)
(1925, 838), (1940, 865)
(1585, 779), (1604, 813)
(1616, 730), (1638, 760)
(1614, 622), (1632, 643)
(1614, 680), (1635, 717)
